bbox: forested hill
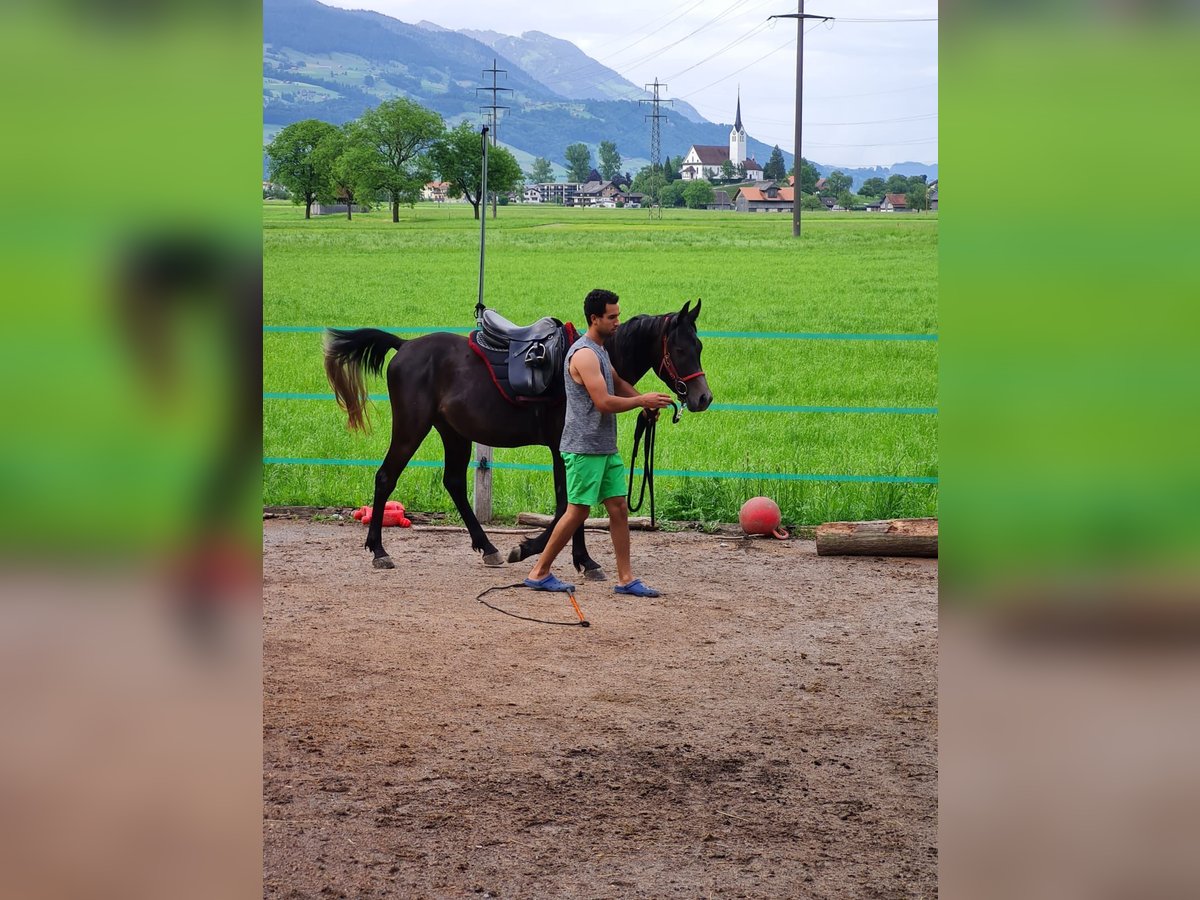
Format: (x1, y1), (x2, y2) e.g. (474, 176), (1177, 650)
(263, 0), (936, 183)
(264, 0), (780, 171)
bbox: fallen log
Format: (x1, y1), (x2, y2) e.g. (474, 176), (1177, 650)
(517, 512), (654, 531)
(815, 518), (938, 558)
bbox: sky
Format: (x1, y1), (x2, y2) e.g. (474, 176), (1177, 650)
(320, 0), (937, 168)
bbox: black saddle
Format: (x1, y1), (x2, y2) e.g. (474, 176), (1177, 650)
(471, 309), (573, 400)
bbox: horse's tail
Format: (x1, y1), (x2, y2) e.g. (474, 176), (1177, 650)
(323, 328), (405, 432)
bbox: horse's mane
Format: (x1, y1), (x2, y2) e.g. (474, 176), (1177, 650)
(615, 312), (668, 348)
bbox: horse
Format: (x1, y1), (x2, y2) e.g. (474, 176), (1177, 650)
(323, 299), (712, 571)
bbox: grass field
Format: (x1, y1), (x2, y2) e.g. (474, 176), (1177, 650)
(264, 201), (938, 528)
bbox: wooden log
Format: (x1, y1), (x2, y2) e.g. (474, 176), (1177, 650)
(815, 518), (938, 558)
(517, 512), (655, 531)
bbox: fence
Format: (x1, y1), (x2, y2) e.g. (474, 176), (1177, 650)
(264, 326), (939, 512)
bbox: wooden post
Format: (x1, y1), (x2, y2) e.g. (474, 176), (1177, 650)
(473, 443), (492, 524)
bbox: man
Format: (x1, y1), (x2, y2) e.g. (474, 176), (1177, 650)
(524, 289), (674, 597)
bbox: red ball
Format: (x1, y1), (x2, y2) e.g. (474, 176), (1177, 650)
(739, 496), (782, 536)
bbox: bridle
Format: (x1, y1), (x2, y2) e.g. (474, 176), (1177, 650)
(656, 314), (705, 400)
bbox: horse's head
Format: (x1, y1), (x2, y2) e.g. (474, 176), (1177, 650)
(659, 299), (712, 413)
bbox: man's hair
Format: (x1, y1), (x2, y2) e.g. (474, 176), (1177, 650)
(584, 288), (619, 325)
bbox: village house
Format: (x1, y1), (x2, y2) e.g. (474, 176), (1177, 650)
(880, 193), (909, 212)
(311, 187), (368, 216)
(421, 181), (452, 202)
(679, 94), (763, 182)
(734, 181), (794, 213)
(527, 182), (580, 205)
(569, 169), (631, 207)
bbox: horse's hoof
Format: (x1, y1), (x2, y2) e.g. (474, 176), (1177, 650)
(584, 567), (607, 582)
(482, 552), (505, 567)
(372, 556), (395, 569)
(507, 546), (524, 564)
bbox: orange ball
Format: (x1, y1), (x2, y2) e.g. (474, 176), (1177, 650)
(739, 496), (783, 536)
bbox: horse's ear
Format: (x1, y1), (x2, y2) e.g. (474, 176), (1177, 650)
(678, 299), (691, 319)
(690, 298), (702, 322)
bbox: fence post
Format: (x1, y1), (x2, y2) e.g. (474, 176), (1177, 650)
(473, 443), (492, 523)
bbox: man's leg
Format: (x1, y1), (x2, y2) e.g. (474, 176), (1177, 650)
(527, 503), (590, 581)
(602, 495), (634, 586)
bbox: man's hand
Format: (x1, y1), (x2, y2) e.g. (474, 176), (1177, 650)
(639, 392), (674, 411)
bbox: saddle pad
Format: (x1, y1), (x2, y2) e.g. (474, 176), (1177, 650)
(469, 321), (578, 406)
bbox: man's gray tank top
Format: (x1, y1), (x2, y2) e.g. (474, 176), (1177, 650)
(560, 334), (618, 454)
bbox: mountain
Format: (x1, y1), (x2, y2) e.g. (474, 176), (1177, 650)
(263, 0), (932, 185)
(455, 27), (709, 124)
(819, 161), (938, 186)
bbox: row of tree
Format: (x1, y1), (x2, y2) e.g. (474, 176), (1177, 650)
(265, 99), (523, 221)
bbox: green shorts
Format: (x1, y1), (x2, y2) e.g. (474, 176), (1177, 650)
(563, 452), (626, 507)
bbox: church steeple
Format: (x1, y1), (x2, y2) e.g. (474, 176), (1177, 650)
(729, 88), (747, 167)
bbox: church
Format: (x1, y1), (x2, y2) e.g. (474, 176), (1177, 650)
(679, 94), (763, 182)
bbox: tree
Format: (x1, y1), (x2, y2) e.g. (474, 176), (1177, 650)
(311, 125), (381, 221)
(800, 193), (826, 211)
(763, 145), (787, 181)
(430, 122), (522, 220)
(664, 156), (681, 182)
(791, 157), (820, 194)
(859, 177), (886, 200)
(824, 170), (853, 196)
(598, 141), (621, 180)
(265, 119), (339, 219)
(355, 98), (444, 222)
(630, 165), (666, 205)
(720, 160), (736, 183)
(659, 180), (686, 208)
(906, 181), (928, 211)
(527, 157), (554, 184)
(564, 143), (592, 183)
(682, 179), (715, 209)
(885, 173), (910, 195)
(836, 190), (856, 211)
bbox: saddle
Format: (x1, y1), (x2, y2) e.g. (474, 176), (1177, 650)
(469, 309), (577, 404)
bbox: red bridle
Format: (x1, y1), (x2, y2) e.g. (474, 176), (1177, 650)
(657, 315), (705, 397)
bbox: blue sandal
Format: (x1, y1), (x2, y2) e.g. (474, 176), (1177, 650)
(523, 574), (576, 593)
(614, 578), (660, 598)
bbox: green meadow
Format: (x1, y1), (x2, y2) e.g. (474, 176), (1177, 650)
(264, 201), (938, 527)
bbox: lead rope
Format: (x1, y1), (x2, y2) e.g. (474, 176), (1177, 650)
(626, 402), (678, 527)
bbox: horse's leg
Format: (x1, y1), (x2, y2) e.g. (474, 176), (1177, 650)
(365, 414), (429, 570)
(507, 449), (605, 580)
(435, 426), (503, 567)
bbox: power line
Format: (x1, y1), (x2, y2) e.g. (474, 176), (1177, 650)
(663, 15), (775, 80)
(597, 0), (762, 79)
(805, 137), (937, 148)
(676, 20), (825, 99)
(591, 0), (710, 65)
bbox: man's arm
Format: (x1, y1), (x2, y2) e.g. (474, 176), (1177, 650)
(611, 370), (640, 399)
(572, 347), (672, 414)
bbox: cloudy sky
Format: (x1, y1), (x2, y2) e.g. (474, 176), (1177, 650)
(321, 0), (937, 168)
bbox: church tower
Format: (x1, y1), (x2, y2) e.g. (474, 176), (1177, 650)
(729, 90), (747, 167)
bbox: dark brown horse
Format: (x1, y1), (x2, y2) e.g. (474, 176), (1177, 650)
(324, 300), (712, 571)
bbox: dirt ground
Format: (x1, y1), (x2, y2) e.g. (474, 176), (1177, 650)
(263, 519), (938, 899)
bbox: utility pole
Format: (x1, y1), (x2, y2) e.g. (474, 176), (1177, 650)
(639, 78), (672, 219)
(476, 59), (512, 219)
(771, 3), (832, 237)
